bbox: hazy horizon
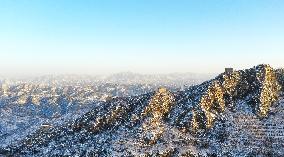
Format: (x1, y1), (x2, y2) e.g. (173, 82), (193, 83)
(0, 62), (282, 77)
(0, 70), (217, 79)
(1, 0), (283, 76)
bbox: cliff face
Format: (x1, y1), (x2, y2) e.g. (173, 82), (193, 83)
(141, 87), (175, 145)
(276, 68), (284, 91)
(142, 87), (175, 120)
(257, 65), (281, 116)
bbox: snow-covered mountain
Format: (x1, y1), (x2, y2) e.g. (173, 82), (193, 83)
(0, 80), (160, 148)
(1, 64), (284, 156)
(0, 72), (207, 150)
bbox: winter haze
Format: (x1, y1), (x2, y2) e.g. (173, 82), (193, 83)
(0, 0), (284, 157)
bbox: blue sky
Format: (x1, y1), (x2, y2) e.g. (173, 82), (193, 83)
(0, 0), (283, 76)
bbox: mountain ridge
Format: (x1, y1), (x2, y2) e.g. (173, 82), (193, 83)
(1, 64), (284, 156)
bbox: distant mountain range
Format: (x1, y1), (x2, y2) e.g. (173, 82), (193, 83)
(0, 72), (213, 87)
(0, 72), (209, 150)
(103, 72), (213, 86)
(1, 65), (284, 156)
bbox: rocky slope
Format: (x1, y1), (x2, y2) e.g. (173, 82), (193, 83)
(1, 64), (284, 156)
(0, 79), (161, 148)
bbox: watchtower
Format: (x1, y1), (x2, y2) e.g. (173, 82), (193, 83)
(225, 68), (233, 74)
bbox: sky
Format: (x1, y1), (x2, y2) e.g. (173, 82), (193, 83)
(0, 0), (284, 76)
